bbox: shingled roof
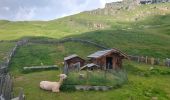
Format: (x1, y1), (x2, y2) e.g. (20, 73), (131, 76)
(64, 54), (78, 61)
(87, 48), (128, 59)
(80, 63), (99, 70)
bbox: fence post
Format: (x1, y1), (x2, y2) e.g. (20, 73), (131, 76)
(18, 88), (25, 100)
(151, 57), (154, 65)
(138, 56), (140, 63)
(145, 56), (148, 64)
(166, 58), (170, 67)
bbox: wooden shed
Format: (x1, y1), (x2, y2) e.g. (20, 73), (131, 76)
(87, 48), (128, 70)
(64, 54), (85, 70)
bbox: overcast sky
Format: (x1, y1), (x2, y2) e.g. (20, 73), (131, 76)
(0, 0), (122, 21)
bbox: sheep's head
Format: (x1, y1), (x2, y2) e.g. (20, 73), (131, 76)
(59, 74), (67, 80)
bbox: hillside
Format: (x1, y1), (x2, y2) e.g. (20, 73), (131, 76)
(0, 3), (170, 59)
(0, 3), (170, 40)
(0, 2), (170, 100)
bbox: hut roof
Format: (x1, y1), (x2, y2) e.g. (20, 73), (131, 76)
(64, 54), (85, 61)
(88, 49), (113, 58)
(64, 54), (78, 61)
(80, 63), (99, 70)
(87, 48), (128, 59)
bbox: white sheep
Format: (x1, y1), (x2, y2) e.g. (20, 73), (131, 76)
(40, 74), (67, 92)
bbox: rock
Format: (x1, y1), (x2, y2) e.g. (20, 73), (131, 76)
(75, 85), (113, 91)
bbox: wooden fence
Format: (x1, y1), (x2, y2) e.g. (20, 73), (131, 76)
(0, 74), (13, 100)
(128, 55), (170, 67)
(0, 38), (170, 99)
(0, 39), (27, 100)
(28, 38), (108, 49)
(2, 38), (170, 67)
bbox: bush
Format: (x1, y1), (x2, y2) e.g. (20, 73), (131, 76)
(63, 70), (128, 88)
(60, 85), (76, 92)
(148, 68), (170, 76)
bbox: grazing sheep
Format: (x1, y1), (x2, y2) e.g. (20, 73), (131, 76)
(40, 74), (67, 92)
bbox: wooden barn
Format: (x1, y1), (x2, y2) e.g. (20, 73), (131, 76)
(64, 54), (85, 70)
(87, 49), (128, 70)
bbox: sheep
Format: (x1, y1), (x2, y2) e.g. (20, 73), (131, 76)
(40, 74), (67, 92)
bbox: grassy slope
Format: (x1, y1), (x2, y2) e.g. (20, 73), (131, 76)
(0, 4), (170, 58)
(0, 42), (15, 63)
(10, 42), (101, 75)
(0, 2), (170, 100)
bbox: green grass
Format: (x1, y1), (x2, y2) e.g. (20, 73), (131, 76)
(63, 70), (127, 86)
(10, 42), (100, 75)
(0, 2), (170, 100)
(13, 62), (170, 100)
(0, 42), (15, 63)
(0, 4), (169, 59)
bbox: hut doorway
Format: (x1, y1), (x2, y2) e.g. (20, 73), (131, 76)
(70, 62), (80, 71)
(106, 57), (113, 69)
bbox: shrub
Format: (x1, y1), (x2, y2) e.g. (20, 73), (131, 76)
(60, 85), (76, 92)
(63, 70), (128, 89)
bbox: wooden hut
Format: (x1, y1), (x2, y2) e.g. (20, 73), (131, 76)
(64, 54), (85, 70)
(87, 48), (128, 70)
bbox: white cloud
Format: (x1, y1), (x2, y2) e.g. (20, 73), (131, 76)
(0, 0), (122, 21)
(1, 6), (10, 11)
(15, 7), (36, 21)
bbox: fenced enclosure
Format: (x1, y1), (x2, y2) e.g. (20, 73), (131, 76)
(62, 69), (128, 91)
(0, 39), (27, 100)
(0, 38), (170, 98)
(128, 55), (170, 67)
(15, 38), (170, 68)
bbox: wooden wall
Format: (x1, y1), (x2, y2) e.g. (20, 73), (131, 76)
(90, 53), (123, 70)
(65, 57), (85, 69)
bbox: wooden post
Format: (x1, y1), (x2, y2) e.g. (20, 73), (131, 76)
(138, 56), (140, 63)
(165, 59), (167, 67)
(166, 58), (170, 67)
(151, 57), (154, 65)
(145, 56), (148, 64)
(86, 68), (89, 85)
(19, 88), (25, 100)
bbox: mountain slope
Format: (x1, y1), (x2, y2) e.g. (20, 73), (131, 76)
(1, 2), (169, 100)
(0, 3), (170, 59)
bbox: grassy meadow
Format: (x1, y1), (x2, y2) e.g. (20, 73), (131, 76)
(0, 2), (170, 100)
(13, 62), (170, 100)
